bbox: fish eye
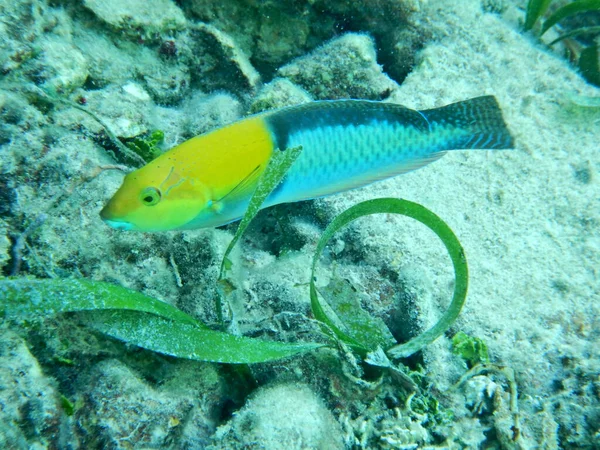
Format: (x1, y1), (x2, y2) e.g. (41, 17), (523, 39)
(140, 187), (162, 206)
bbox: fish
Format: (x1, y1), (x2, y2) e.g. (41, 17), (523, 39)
(100, 96), (514, 231)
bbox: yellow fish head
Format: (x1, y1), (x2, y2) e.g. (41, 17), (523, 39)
(100, 164), (210, 232)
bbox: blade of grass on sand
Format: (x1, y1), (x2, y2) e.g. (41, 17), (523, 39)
(85, 310), (324, 364)
(310, 198), (468, 359)
(1, 278), (324, 364)
(215, 146), (302, 322)
(548, 25), (600, 45)
(1, 278), (202, 326)
(541, 0), (600, 35)
(524, 0), (554, 31)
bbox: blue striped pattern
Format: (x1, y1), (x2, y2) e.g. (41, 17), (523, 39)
(264, 96), (513, 206)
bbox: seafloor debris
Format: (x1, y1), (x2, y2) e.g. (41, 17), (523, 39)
(180, 0), (421, 82)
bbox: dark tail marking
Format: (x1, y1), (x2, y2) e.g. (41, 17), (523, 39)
(420, 95), (515, 150)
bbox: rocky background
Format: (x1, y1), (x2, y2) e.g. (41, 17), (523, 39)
(1, 0), (599, 448)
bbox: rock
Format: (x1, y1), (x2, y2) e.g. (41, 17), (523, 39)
(140, 61), (190, 105)
(149, 105), (185, 149)
(83, 0), (187, 42)
(315, 0), (423, 83)
(31, 36), (89, 93)
(77, 359), (225, 448)
(71, 28), (134, 90)
(252, 9), (312, 69)
(0, 330), (71, 448)
(83, 82), (153, 138)
(73, 29), (191, 104)
(181, 0), (327, 75)
(0, 2), (88, 93)
(278, 33), (398, 100)
(181, 0), (419, 81)
(182, 92), (242, 138)
(381, 27), (426, 84)
(212, 383), (345, 449)
(248, 78), (312, 114)
(186, 23), (261, 95)
(0, 89), (45, 147)
(0, 0), (48, 75)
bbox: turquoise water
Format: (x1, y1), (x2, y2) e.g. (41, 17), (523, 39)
(1, 0), (599, 448)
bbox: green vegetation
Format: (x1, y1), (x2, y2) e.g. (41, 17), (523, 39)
(525, 0), (600, 86)
(60, 395), (75, 416)
(310, 198), (468, 359)
(524, 0), (554, 31)
(216, 145), (303, 323)
(1, 278), (323, 364)
(1, 144), (468, 367)
(123, 130), (165, 163)
(451, 331), (490, 367)
(317, 277), (397, 352)
(579, 44), (600, 86)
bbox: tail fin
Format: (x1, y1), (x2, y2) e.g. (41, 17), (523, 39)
(420, 96), (514, 150)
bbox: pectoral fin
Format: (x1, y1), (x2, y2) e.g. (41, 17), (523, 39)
(214, 165), (262, 207)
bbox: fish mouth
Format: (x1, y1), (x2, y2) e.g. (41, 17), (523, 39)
(102, 218), (134, 231)
(100, 201), (134, 231)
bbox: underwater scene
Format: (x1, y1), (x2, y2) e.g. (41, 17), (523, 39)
(1, 0), (599, 448)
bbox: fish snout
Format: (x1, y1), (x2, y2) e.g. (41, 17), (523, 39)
(100, 199), (134, 231)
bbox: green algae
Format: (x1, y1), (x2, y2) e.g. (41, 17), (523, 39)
(579, 44), (600, 87)
(124, 130), (165, 163)
(452, 331), (490, 367)
(524, 0), (554, 31)
(540, 0), (600, 35)
(60, 395), (75, 416)
(318, 277), (397, 352)
(524, 0), (600, 32)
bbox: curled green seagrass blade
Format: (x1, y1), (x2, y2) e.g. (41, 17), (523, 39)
(309, 198), (468, 359)
(318, 277), (396, 352)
